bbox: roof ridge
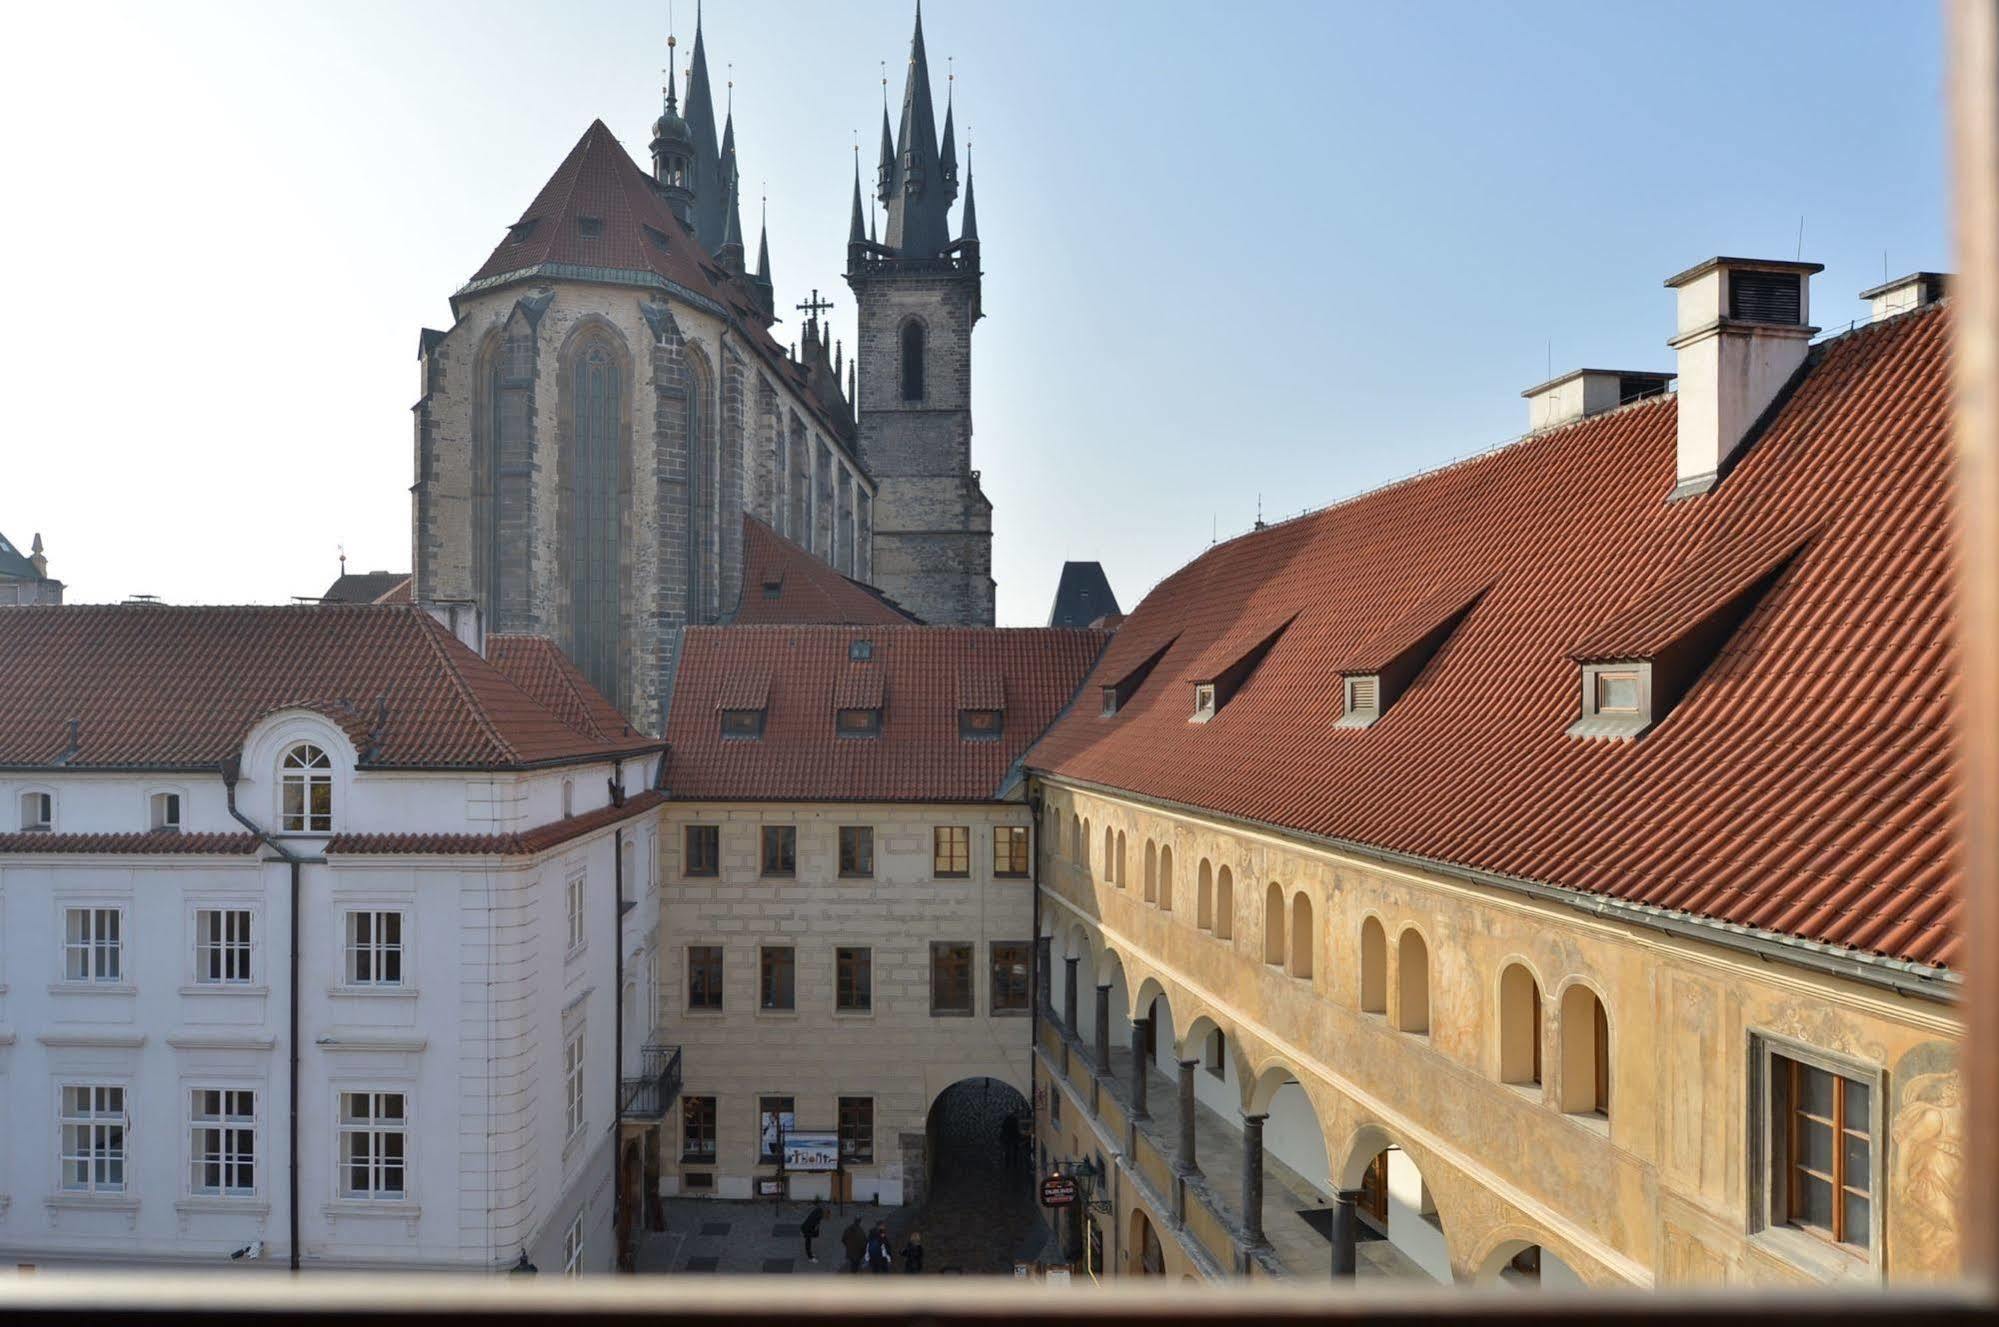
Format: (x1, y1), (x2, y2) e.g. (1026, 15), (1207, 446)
(408, 608), (522, 766)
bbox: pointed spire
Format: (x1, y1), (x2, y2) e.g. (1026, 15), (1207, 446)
(722, 161), (743, 252)
(683, 0), (723, 249)
(960, 145), (978, 243)
(884, 2), (950, 257)
(755, 193), (772, 284)
(940, 57), (958, 204)
(848, 147), (867, 244)
(876, 103), (896, 207)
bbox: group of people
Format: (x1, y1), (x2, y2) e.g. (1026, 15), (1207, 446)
(799, 1204), (923, 1273)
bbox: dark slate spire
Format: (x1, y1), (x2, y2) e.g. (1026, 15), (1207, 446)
(651, 35), (696, 224)
(960, 147), (978, 244)
(876, 103), (896, 206)
(717, 107), (739, 257)
(684, 3), (725, 250)
(755, 200), (772, 284)
(848, 152), (867, 244)
(939, 82), (959, 206)
(718, 159), (745, 273)
(883, 3), (952, 258)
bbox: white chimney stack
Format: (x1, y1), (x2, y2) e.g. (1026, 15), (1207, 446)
(1665, 256), (1822, 498)
(1859, 271), (1949, 322)
(1522, 368), (1674, 432)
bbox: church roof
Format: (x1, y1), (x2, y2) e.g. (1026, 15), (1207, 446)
(1027, 303), (1960, 972)
(320, 570), (410, 605)
(729, 515), (921, 627)
(0, 531), (41, 582)
(1047, 561), (1121, 628)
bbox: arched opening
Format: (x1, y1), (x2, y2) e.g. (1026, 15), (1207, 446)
(1064, 925), (1091, 1029)
(899, 320), (925, 401)
(1477, 1238), (1587, 1289)
(1115, 831), (1128, 888)
(1247, 1064), (1340, 1273)
(1499, 964), (1543, 1087)
(1396, 930), (1430, 1034)
(1130, 1206), (1167, 1275)
(1340, 1132), (1451, 1283)
(1143, 840), (1158, 903)
(1289, 893), (1314, 979)
(281, 743), (333, 832)
(474, 315), (534, 629)
(1263, 882), (1286, 965)
(1196, 859), (1214, 930)
(1103, 826), (1114, 885)
(1158, 846), (1174, 911)
(1070, 815), (1081, 864)
(1214, 867), (1234, 940)
(922, 1076), (1035, 1270)
(1359, 918), (1387, 1014)
(561, 329), (630, 710)
(1559, 985), (1610, 1119)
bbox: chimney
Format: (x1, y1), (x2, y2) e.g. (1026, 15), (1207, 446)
(423, 598), (485, 656)
(1522, 369), (1674, 432)
(28, 532), (46, 578)
(1859, 271), (1949, 321)
(1665, 256), (1823, 499)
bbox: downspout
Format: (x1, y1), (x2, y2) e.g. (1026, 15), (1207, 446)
(612, 824), (629, 1271)
(223, 757), (316, 1274)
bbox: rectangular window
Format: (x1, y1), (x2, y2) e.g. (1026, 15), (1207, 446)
(344, 910), (404, 986)
(993, 826), (1030, 878)
(758, 1096), (795, 1163)
(194, 908), (252, 984)
(1193, 683), (1217, 718)
(930, 941), (973, 1015)
(933, 826), (971, 878)
(1773, 1053), (1873, 1254)
(62, 907), (122, 983)
(338, 1091), (407, 1200)
(990, 942), (1031, 1013)
(21, 790), (53, 831)
(835, 707), (882, 738)
(684, 824), (719, 877)
(720, 709), (765, 740)
(566, 873), (587, 952)
(1205, 1027), (1227, 1079)
(59, 1084), (126, 1193)
(759, 946), (796, 1011)
(1048, 1082), (1062, 1129)
(838, 825), (875, 878)
(681, 1096), (717, 1163)
(564, 1212), (584, 1276)
(687, 945), (724, 1010)
(189, 1088), (256, 1197)
(150, 791), (182, 832)
(1595, 669), (1642, 714)
(836, 946), (873, 1012)
(564, 1031), (586, 1140)
(1100, 687), (1118, 717)
(838, 1096), (874, 1164)
(959, 709), (1003, 741)
(760, 825), (796, 878)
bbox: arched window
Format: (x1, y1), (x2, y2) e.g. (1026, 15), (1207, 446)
(1289, 893), (1314, 978)
(1214, 867), (1234, 940)
(1196, 860), (1213, 930)
(1499, 964), (1542, 1086)
(1143, 841), (1158, 903)
(1560, 986), (1611, 1119)
(1360, 918), (1387, 1013)
(1071, 815), (1081, 863)
(1082, 818), (1092, 876)
(565, 334), (626, 708)
(1158, 846), (1174, 911)
(477, 320), (535, 627)
(1397, 929), (1431, 1035)
(1263, 882), (1286, 965)
(1115, 831), (1128, 887)
(281, 743), (333, 833)
(899, 321), (925, 401)
(562, 779), (575, 819)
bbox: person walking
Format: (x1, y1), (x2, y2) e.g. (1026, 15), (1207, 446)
(900, 1231), (925, 1274)
(841, 1216), (867, 1274)
(799, 1202), (825, 1264)
(867, 1222), (893, 1273)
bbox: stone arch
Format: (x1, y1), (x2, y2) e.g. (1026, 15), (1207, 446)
(1497, 960), (1545, 1087)
(1289, 891), (1314, 979)
(555, 314), (634, 711)
(1471, 1230), (1593, 1290)
(1214, 865), (1234, 940)
(1360, 914), (1388, 1013)
(1196, 858), (1214, 929)
(1396, 925), (1431, 1035)
(1262, 880), (1286, 965)
(1158, 845), (1175, 911)
(1556, 979), (1612, 1119)
(1335, 1122), (1453, 1284)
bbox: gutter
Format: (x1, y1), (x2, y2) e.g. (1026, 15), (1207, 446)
(222, 757), (324, 1273)
(1033, 771), (1959, 1005)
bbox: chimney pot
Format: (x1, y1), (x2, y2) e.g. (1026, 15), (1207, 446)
(1522, 369), (1674, 432)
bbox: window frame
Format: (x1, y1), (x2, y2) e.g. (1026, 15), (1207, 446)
(681, 1095), (718, 1164)
(1568, 660), (1656, 739)
(759, 944), (796, 1012)
(19, 788), (55, 832)
(565, 871), (587, 955)
(149, 789), (183, 833)
(193, 906), (254, 986)
(757, 1096), (796, 1164)
(188, 1086), (258, 1199)
(279, 742), (334, 834)
(564, 1029), (587, 1142)
(989, 941), (1032, 1015)
(1337, 673), (1382, 728)
(835, 946), (873, 1013)
(838, 1095), (875, 1164)
(933, 826), (971, 879)
(336, 1089), (409, 1202)
(58, 1082), (129, 1195)
(1748, 1031), (1887, 1278)
(837, 825), (875, 879)
(342, 909), (406, 988)
(686, 945), (725, 1012)
(62, 905), (124, 984)
(835, 707), (883, 739)
(993, 826), (1030, 878)
(760, 825), (797, 878)
(930, 941), (974, 1016)
(720, 708), (765, 740)
(563, 1211), (585, 1276)
(683, 824), (720, 878)
(959, 708), (1003, 741)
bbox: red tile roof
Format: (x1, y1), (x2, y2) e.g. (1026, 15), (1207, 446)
(0, 605), (662, 772)
(729, 516), (920, 626)
(0, 831), (258, 856)
(1028, 305), (1959, 970)
(487, 634), (641, 743)
(326, 790), (666, 856)
(665, 626), (1109, 802)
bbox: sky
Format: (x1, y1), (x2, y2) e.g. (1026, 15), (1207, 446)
(0, 0), (1948, 624)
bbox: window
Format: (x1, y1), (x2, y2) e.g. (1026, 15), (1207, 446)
(338, 1091), (407, 1200)
(760, 825), (796, 877)
(682, 1095), (717, 1163)
(1048, 1083), (1062, 1129)
(1158, 845), (1174, 910)
(933, 826), (970, 878)
(194, 908), (252, 984)
(838, 1097), (874, 1163)
(576, 215), (605, 238)
(63, 907), (122, 983)
(189, 1088), (256, 1197)
(899, 321), (925, 401)
(849, 639), (874, 661)
(1397, 928), (1431, 1035)
(150, 791), (182, 832)
(836, 946), (872, 1012)
(684, 824), (719, 877)
(1340, 674), (1381, 728)
(1144, 841), (1158, 902)
(59, 1085), (127, 1193)
(838, 826), (874, 878)
(1772, 1053), (1872, 1254)
(1560, 985), (1611, 1119)
(344, 910), (404, 986)
(1100, 687), (1118, 716)
(20, 790), (52, 832)
(565, 872), (587, 952)
(930, 941), (973, 1015)
(1197, 860), (1214, 930)
(280, 743), (333, 832)
(1214, 865), (1234, 940)
(993, 826), (1030, 878)
(835, 707), (882, 738)
(1115, 831), (1127, 886)
(760, 945), (796, 1011)
(757, 1097), (795, 1163)
(720, 708), (765, 740)
(1360, 917), (1388, 1014)
(1289, 892), (1314, 978)
(1569, 661), (1655, 738)
(1192, 683), (1217, 720)
(959, 708), (1002, 741)
(1263, 881), (1286, 966)
(562, 779), (574, 818)
(564, 336), (625, 710)
(564, 1031), (586, 1140)
(990, 942), (1031, 1013)
(1498, 964), (1543, 1087)
(687, 945), (724, 1010)
(564, 1212), (585, 1276)
(1596, 670), (1641, 713)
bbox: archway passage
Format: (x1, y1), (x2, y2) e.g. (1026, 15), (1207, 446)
(1342, 1138), (1451, 1283)
(914, 1077), (1038, 1273)
(1131, 1206), (1167, 1275)
(1479, 1239), (1587, 1290)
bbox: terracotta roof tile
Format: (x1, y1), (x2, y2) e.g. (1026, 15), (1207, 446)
(1028, 305), (1959, 970)
(487, 634), (640, 743)
(326, 790), (666, 856)
(0, 831), (258, 855)
(729, 516), (919, 626)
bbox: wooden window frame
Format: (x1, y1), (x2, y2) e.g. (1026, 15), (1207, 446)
(683, 824), (720, 878)
(1749, 1031), (1887, 1276)
(759, 945), (796, 1012)
(993, 826), (1030, 878)
(686, 945), (725, 1012)
(838, 825), (875, 879)
(838, 1096), (874, 1164)
(930, 941), (974, 1016)
(680, 1095), (717, 1164)
(990, 941), (1031, 1014)
(760, 825), (797, 878)
(933, 826), (971, 878)
(835, 946), (872, 1012)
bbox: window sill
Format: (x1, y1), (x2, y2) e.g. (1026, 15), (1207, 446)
(929, 1009), (975, 1019)
(323, 1199), (419, 1219)
(176, 1196), (270, 1217)
(683, 1007), (727, 1017)
(47, 982), (136, 997)
(837, 873), (876, 882)
(46, 1192), (139, 1213)
(180, 983), (270, 997)
(832, 1007), (874, 1019)
(991, 1007), (1033, 1018)
(679, 1156), (717, 1168)
(326, 985), (419, 999)
(566, 944), (588, 964)
(1561, 1110), (1610, 1138)
(1750, 1224), (1879, 1285)
(755, 1008), (799, 1019)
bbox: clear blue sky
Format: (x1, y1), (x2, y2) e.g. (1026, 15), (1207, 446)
(0, 0), (1946, 623)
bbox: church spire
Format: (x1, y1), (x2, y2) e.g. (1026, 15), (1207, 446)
(756, 194), (771, 284)
(683, 1), (724, 249)
(848, 147), (867, 245)
(960, 145), (978, 245)
(884, 2), (951, 258)
(651, 30), (696, 224)
(940, 58), (959, 206)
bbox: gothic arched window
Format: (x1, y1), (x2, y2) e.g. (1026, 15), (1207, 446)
(477, 319), (534, 628)
(565, 334), (625, 707)
(900, 321), (925, 402)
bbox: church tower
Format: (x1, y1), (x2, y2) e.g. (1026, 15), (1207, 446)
(845, 4), (994, 626)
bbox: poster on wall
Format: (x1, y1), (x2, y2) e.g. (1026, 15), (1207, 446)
(783, 1132), (840, 1172)
(758, 1107), (796, 1161)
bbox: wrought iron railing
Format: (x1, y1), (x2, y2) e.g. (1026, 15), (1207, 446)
(619, 1043), (682, 1120)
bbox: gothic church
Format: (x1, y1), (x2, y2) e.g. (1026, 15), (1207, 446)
(411, 6), (991, 731)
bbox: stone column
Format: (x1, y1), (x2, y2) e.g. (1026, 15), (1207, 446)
(1129, 1017), (1150, 1119)
(1330, 1189), (1362, 1278)
(1177, 1059), (1200, 1174)
(1063, 957), (1079, 1032)
(1241, 1113), (1268, 1247)
(1094, 985), (1112, 1074)
(1036, 936), (1053, 1016)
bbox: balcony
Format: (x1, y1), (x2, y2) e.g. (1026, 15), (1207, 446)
(620, 1043), (683, 1120)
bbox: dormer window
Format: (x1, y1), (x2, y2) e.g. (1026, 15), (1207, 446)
(836, 707), (882, 739)
(762, 578), (783, 600)
(576, 216), (605, 238)
(720, 708), (766, 740)
(1594, 669), (1642, 714)
(1099, 636), (1176, 718)
(642, 224), (671, 251)
(1100, 687), (1118, 716)
(849, 639), (874, 662)
(20, 790), (52, 832)
(1192, 684), (1217, 722)
(507, 219), (540, 244)
(1568, 662), (1655, 738)
(1184, 618), (1293, 725)
(959, 709), (1002, 741)
(1335, 582), (1486, 731)
(149, 791), (181, 833)
(1338, 675), (1381, 728)
(280, 743), (332, 833)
